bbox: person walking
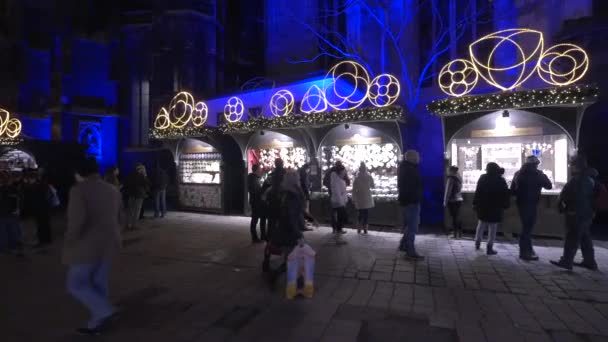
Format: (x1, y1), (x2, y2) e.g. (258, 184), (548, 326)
(248, 164), (267, 243)
(444, 166), (464, 238)
(125, 164), (149, 230)
(22, 170), (53, 247)
(473, 162), (510, 255)
(551, 157), (597, 271)
(64, 158), (123, 335)
(511, 155), (553, 261)
(352, 162), (374, 234)
(330, 164), (348, 234)
(152, 166), (169, 218)
(398, 150), (424, 260)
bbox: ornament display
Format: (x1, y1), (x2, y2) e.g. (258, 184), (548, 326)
(254, 147), (307, 171)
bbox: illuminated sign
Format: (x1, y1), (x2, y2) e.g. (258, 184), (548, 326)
(335, 134), (382, 146)
(438, 28), (589, 97)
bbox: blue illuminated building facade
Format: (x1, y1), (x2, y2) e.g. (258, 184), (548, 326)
(1, 0), (606, 224)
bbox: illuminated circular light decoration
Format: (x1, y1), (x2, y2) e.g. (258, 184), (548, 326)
(537, 43), (589, 86)
(168, 92), (195, 128)
(469, 28), (544, 91)
(0, 108), (22, 138)
(438, 59), (479, 97)
(323, 60), (370, 110)
(224, 96), (244, 123)
(300, 85), (328, 114)
(269, 89), (295, 117)
(153, 107), (171, 130)
(368, 74), (401, 107)
(192, 101), (209, 127)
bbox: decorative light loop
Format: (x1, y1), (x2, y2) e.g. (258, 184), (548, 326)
(224, 96), (244, 123)
(269, 90), (295, 117)
(0, 108), (22, 138)
(368, 74), (401, 107)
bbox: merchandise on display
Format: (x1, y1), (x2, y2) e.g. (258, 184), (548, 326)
(320, 143), (399, 200)
(0, 149), (37, 171)
(179, 153), (221, 185)
(253, 147), (308, 170)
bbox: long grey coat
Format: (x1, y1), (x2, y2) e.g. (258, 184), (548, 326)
(63, 176), (124, 265)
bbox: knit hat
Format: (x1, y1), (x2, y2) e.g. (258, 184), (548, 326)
(525, 155), (540, 164)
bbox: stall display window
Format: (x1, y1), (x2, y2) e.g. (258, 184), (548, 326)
(0, 149), (37, 171)
(321, 143), (399, 199)
(179, 152), (221, 185)
(249, 147), (307, 171)
(449, 110), (570, 193)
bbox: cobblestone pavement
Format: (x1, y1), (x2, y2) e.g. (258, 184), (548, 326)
(3, 212), (608, 342)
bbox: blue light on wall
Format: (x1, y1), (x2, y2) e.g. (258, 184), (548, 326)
(20, 116), (51, 140)
(78, 121), (102, 158)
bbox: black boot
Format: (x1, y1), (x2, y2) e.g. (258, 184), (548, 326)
(487, 245), (497, 255)
(475, 241), (480, 250)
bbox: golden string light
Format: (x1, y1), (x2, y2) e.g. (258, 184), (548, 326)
(438, 59), (479, 97)
(537, 43), (589, 86)
(323, 60), (370, 110)
(168, 92), (194, 129)
(269, 89), (295, 117)
(224, 96), (244, 123)
(469, 28), (544, 91)
(300, 84), (328, 113)
(153, 107), (171, 130)
(439, 28), (590, 97)
(368, 74), (401, 107)
(0, 108), (22, 138)
(192, 101), (209, 127)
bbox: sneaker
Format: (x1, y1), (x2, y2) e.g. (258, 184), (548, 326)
(475, 241), (480, 250)
(550, 260), (573, 271)
(76, 327), (102, 336)
(573, 261), (599, 271)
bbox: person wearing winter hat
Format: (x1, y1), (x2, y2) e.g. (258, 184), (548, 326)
(510, 155), (552, 261)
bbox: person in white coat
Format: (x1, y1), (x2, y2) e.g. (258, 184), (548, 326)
(352, 162), (374, 234)
(330, 164), (348, 234)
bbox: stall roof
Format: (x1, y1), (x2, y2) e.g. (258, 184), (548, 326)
(427, 84), (599, 117)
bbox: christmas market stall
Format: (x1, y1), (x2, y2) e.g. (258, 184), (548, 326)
(150, 92), (244, 214)
(220, 61), (406, 227)
(428, 28), (598, 237)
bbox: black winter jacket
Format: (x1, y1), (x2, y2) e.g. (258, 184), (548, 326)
(510, 164), (552, 206)
(398, 161), (422, 206)
(473, 173), (510, 223)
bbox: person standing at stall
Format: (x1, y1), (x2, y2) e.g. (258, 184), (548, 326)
(551, 157), (597, 271)
(152, 166), (169, 218)
(510, 155), (553, 261)
(248, 164), (267, 243)
(104, 166), (121, 189)
(330, 164), (348, 235)
(444, 166), (464, 238)
(125, 164), (149, 230)
(473, 162), (510, 255)
(398, 150), (424, 260)
(264, 158), (286, 239)
(64, 158), (123, 335)
(352, 162), (374, 234)
(298, 163), (318, 229)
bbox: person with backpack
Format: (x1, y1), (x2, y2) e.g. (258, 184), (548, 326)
(551, 157), (598, 271)
(473, 163), (510, 255)
(444, 166), (464, 238)
(510, 155), (553, 261)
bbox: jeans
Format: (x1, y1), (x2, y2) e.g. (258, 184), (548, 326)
(127, 197), (144, 228)
(67, 260), (115, 329)
(518, 204), (538, 256)
(357, 209), (369, 226)
(399, 204), (421, 254)
(475, 221), (498, 247)
(250, 203), (267, 241)
(154, 189), (167, 217)
(0, 217), (22, 252)
(331, 207), (347, 233)
(560, 215), (595, 267)
(447, 201), (462, 233)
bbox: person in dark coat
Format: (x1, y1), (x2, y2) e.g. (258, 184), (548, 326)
(151, 166), (169, 218)
(22, 170), (53, 247)
(551, 157), (597, 271)
(125, 164), (149, 230)
(511, 155), (553, 261)
(0, 171), (23, 255)
(398, 150), (424, 259)
(444, 166), (464, 238)
(262, 158), (286, 239)
(473, 163), (510, 255)
(298, 163), (318, 229)
(248, 164), (267, 243)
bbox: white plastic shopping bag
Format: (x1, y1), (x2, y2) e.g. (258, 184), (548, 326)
(286, 243), (315, 299)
